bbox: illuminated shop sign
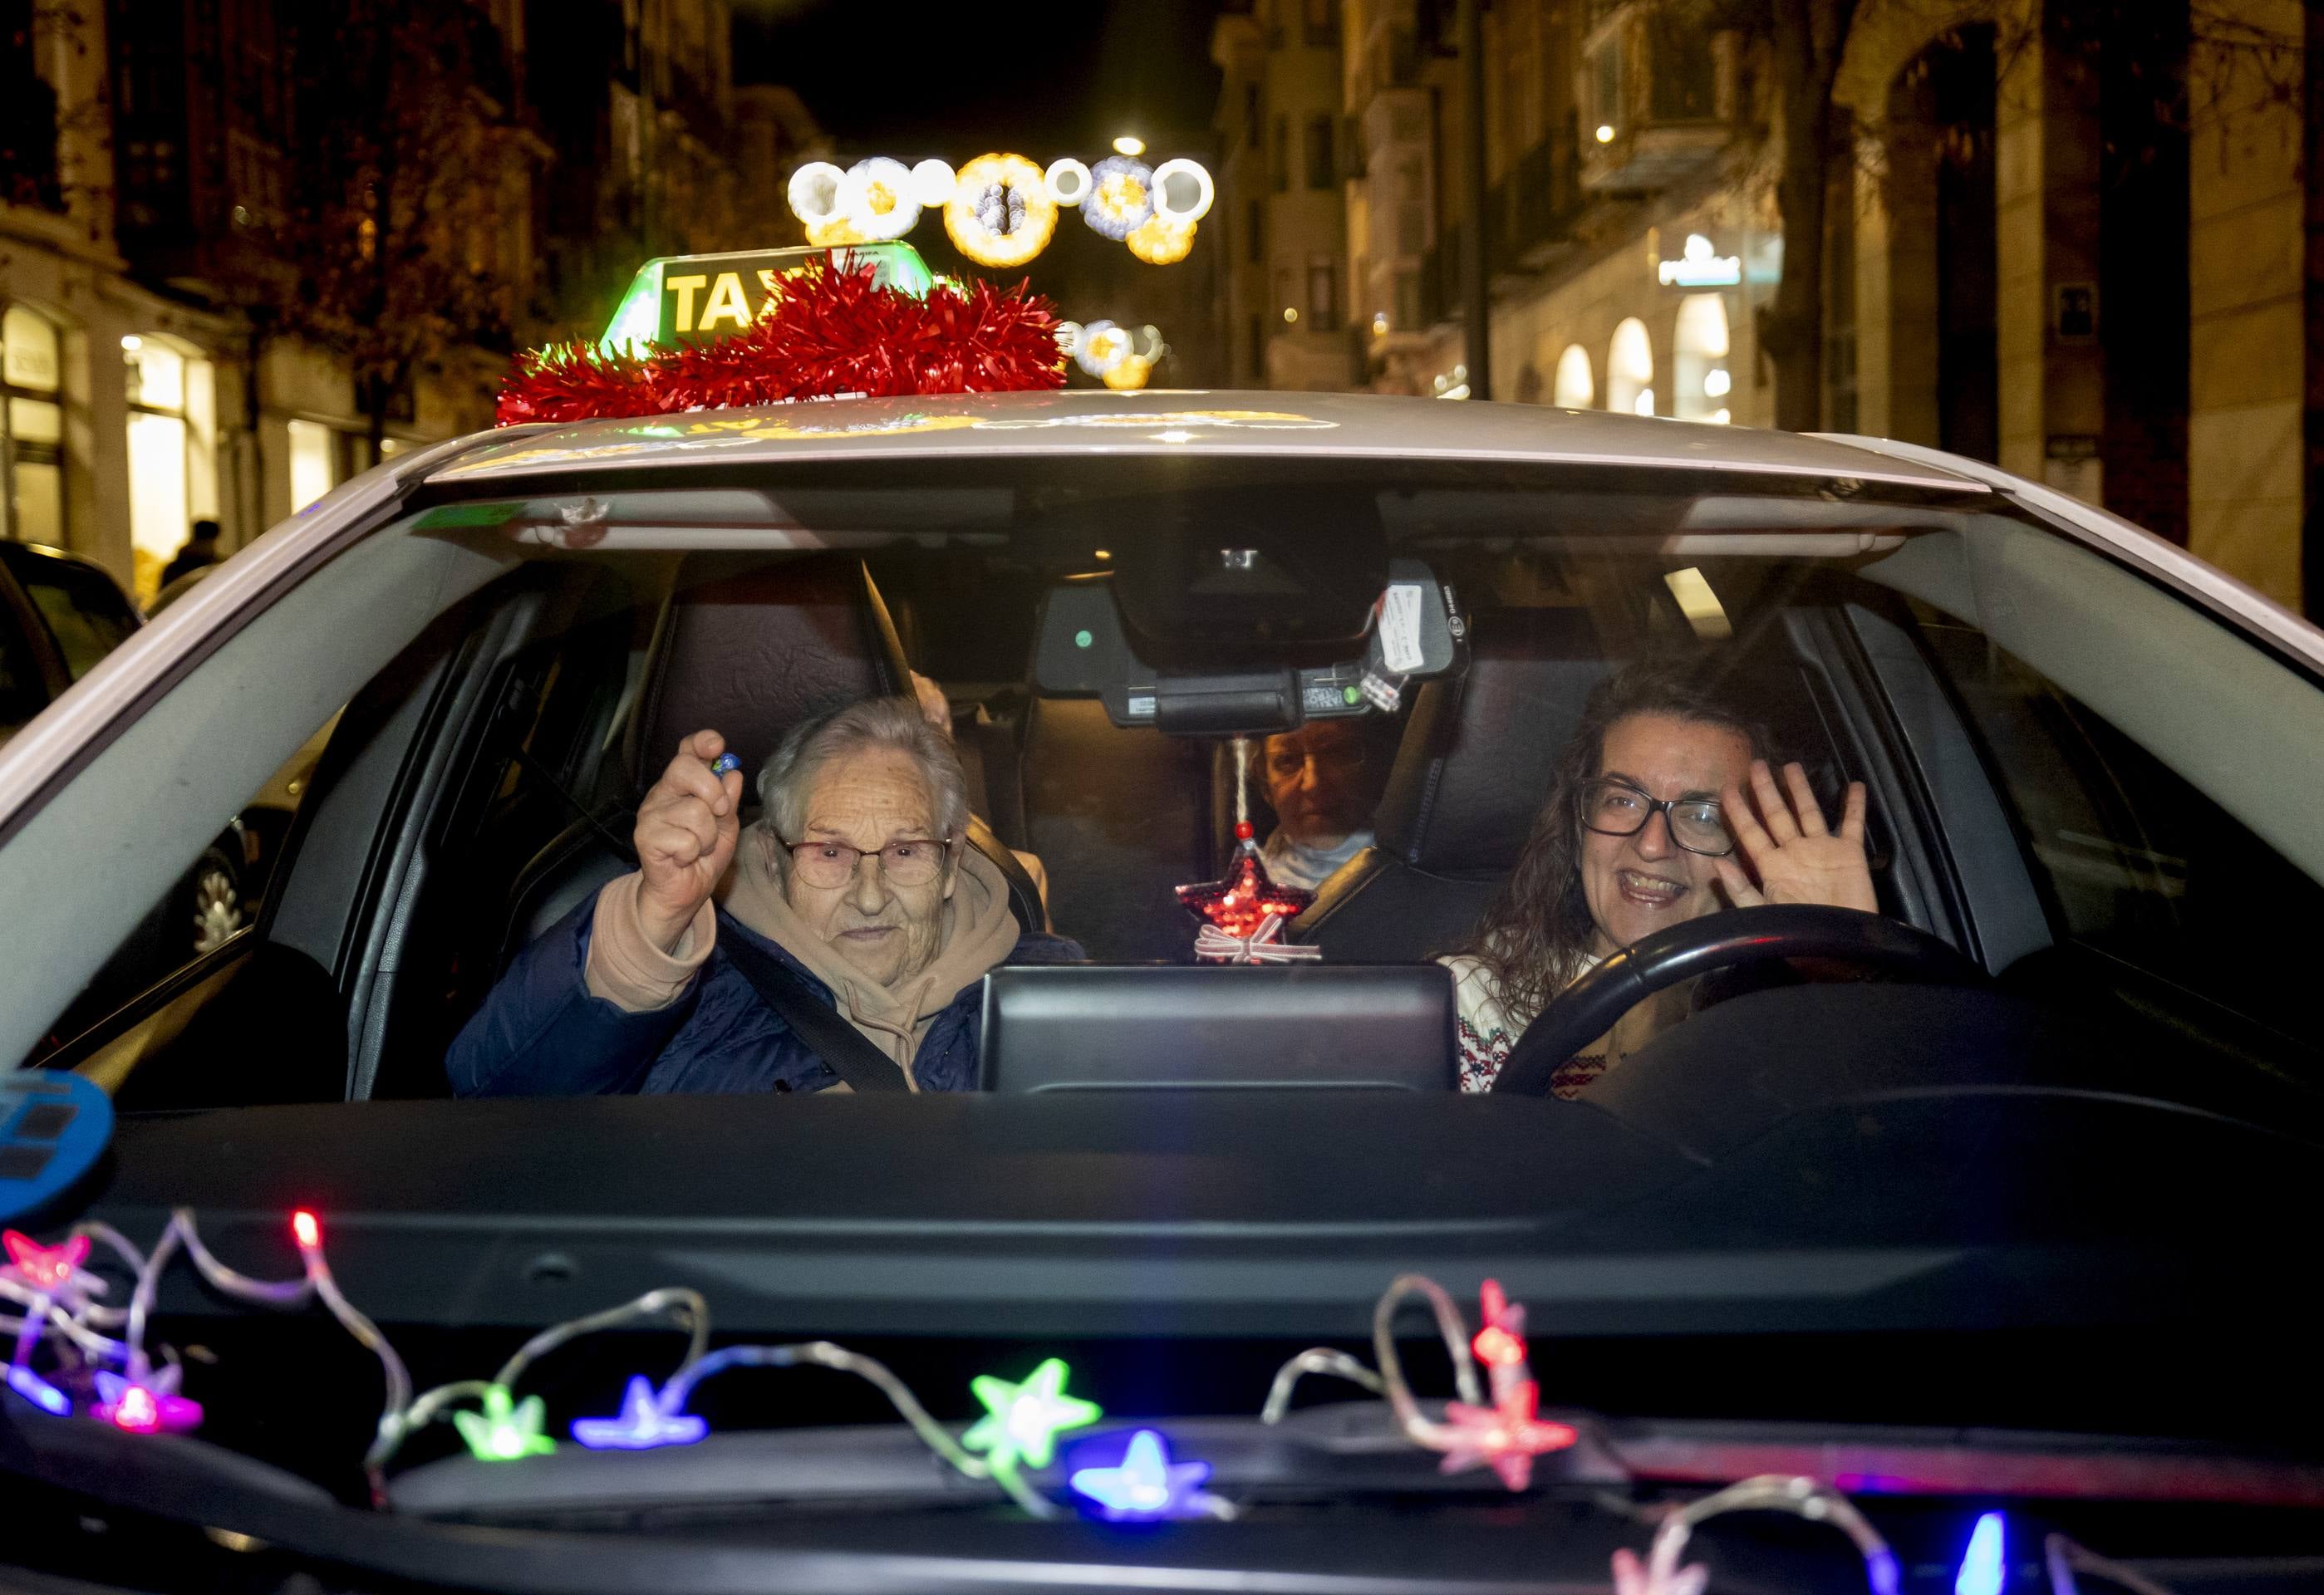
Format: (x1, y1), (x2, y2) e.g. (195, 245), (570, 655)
(1658, 234), (1742, 288)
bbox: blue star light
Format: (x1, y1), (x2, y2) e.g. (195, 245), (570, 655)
(571, 1376), (709, 1450)
(1069, 1429), (1213, 1520)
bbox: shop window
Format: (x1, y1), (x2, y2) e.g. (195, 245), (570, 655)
(287, 419), (337, 513)
(1552, 343), (1595, 408)
(1589, 37), (1623, 142)
(1607, 317), (1653, 416)
(1670, 293), (1732, 423)
(1, 303), (66, 547)
(124, 336), (219, 606)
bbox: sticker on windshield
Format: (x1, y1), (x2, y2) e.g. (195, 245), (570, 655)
(1379, 584), (1427, 675)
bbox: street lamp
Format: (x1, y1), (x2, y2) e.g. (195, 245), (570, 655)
(1113, 135), (1145, 157)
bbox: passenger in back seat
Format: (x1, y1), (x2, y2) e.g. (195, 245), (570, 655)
(1258, 718), (1386, 891)
(447, 696), (1080, 1096)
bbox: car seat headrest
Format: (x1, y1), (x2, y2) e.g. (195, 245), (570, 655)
(628, 553), (912, 794)
(1373, 609), (1616, 874)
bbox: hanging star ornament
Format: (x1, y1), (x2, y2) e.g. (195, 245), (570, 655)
(570, 1376), (708, 1450)
(1176, 825), (1319, 961)
(1437, 1380), (1579, 1492)
(454, 1383), (558, 1461)
(1069, 1429), (1216, 1520)
(962, 1357), (1103, 1471)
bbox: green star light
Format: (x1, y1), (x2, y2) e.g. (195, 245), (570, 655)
(452, 1383), (557, 1462)
(961, 1357), (1102, 1471)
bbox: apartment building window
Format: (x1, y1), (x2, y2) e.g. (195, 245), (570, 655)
(1304, 115), (1334, 189)
(1248, 313), (1266, 381)
(1245, 82), (1261, 148)
(2, 0), (62, 213)
(1304, 0), (1339, 47)
(1394, 268), (1420, 332)
(1246, 199), (1265, 263)
(1271, 117), (1289, 191)
(1308, 258), (1339, 331)
(0, 304), (64, 546)
(1647, 7), (1717, 121)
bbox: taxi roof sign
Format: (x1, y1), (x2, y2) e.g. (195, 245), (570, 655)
(599, 241), (937, 353)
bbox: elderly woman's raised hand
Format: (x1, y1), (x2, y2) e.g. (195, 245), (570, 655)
(1711, 759), (1877, 914)
(636, 729), (744, 952)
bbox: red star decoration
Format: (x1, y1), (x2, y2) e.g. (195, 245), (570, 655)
(1437, 1381), (1579, 1492)
(1471, 1278), (1529, 1370)
(1175, 832), (1314, 940)
(2, 1229), (89, 1293)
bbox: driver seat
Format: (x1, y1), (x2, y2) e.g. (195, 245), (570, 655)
(1291, 608), (1615, 960)
(498, 554), (1042, 971)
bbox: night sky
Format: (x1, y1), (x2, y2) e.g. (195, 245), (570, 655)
(730, 1), (1232, 378)
(732, 2), (1226, 160)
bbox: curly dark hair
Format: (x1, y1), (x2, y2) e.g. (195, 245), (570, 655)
(1447, 653), (1775, 1028)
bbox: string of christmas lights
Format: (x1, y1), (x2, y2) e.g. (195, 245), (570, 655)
(7, 1210), (2143, 1593)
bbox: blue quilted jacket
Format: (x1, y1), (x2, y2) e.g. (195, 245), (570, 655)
(447, 892), (1081, 1097)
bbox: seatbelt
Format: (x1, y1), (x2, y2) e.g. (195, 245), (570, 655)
(717, 931), (910, 1093)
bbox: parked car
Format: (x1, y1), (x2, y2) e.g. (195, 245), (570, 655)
(2, 395), (2321, 1593)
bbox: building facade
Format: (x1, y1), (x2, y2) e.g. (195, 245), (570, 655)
(1213, 0), (1359, 391)
(3, 0), (789, 606)
(1209, 0), (2307, 610)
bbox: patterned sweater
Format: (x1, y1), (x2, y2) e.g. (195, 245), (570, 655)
(1439, 952), (1695, 1097)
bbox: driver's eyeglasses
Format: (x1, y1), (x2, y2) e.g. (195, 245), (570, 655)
(780, 836), (951, 889)
(1575, 778), (1735, 856)
(1265, 746), (1367, 782)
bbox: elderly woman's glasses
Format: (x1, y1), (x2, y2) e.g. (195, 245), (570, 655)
(1575, 778), (1735, 856)
(1265, 745), (1367, 782)
(779, 836), (952, 889)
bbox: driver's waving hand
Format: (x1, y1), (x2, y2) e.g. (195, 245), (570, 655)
(1440, 657), (1876, 1096)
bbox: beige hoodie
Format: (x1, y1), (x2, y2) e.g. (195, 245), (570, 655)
(582, 832), (1023, 1090)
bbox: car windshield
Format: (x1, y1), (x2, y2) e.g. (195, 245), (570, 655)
(5, 429), (2323, 1585)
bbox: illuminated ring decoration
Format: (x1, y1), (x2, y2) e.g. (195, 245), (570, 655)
(1081, 155), (1156, 241)
(1102, 354), (1155, 391)
(1126, 213), (1196, 265)
(943, 153), (1059, 269)
(1074, 320), (1130, 377)
(1150, 159), (1215, 224)
(787, 161), (848, 229)
(842, 157), (921, 241)
(1044, 158), (1092, 208)
(911, 158), (958, 207)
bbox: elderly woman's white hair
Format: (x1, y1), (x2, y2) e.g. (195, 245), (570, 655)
(757, 695), (971, 847)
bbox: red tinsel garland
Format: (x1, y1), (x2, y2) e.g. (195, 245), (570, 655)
(495, 262), (1065, 426)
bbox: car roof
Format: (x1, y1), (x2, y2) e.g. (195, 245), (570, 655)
(428, 389), (1995, 495)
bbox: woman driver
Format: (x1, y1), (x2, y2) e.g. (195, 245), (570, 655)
(1442, 656), (1877, 1095)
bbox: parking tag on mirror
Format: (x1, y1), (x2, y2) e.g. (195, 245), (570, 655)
(1359, 670), (1403, 714)
(1378, 584), (1427, 675)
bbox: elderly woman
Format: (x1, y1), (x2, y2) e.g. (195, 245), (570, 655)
(1443, 656), (1875, 1097)
(449, 696), (1076, 1096)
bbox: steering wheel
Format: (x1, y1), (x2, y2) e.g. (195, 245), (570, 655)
(1490, 905), (1987, 1096)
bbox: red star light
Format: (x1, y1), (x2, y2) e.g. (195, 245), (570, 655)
(1472, 1278), (1529, 1369)
(1437, 1381), (1579, 1492)
(2, 1230), (89, 1293)
(1175, 829), (1314, 940)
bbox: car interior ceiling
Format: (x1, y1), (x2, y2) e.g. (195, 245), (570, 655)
(22, 474), (2324, 1124)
